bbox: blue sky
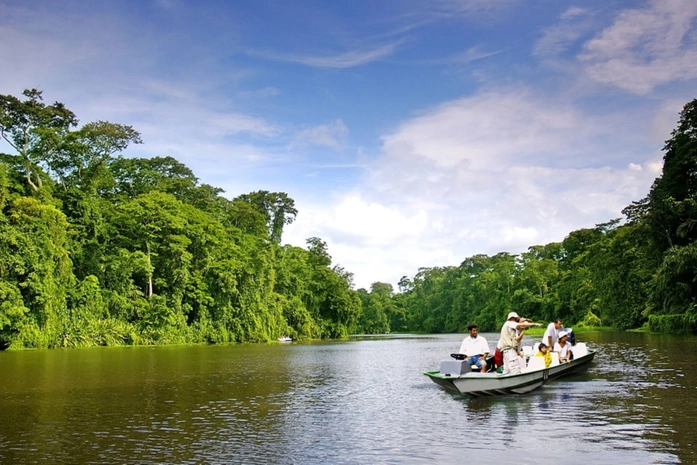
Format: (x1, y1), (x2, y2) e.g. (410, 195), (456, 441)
(2, 0), (696, 288)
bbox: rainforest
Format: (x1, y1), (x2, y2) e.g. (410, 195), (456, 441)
(1, 89), (696, 349)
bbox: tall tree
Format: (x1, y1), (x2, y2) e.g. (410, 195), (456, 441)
(0, 89), (77, 191)
(41, 121), (142, 193)
(236, 191), (298, 243)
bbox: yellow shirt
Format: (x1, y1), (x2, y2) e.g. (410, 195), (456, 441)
(536, 351), (552, 368)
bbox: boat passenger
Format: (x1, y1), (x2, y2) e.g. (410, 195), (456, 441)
(459, 324), (490, 373)
(554, 331), (573, 363)
(493, 346), (504, 371)
(543, 318), (563, 350)
(535, 343), (552, 368)
(498, 312), (542, 375)
(495, 316), (532, 371)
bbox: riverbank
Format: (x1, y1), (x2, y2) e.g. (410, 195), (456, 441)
(523, 325), (615, 336)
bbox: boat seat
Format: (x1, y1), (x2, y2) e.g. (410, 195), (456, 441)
(532, 342), (541, 354)
(524, 355), (546, 372)
(522, 345), (534, 358)
(549, 353), (560, 367)
(573, 342), (588, 358)
(450, 353), (493, 371)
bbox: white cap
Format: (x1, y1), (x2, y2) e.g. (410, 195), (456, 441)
(558, 330), (568, 338)
(507, 312), (520, 320)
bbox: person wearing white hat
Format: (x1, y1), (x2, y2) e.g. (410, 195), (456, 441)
(498, 312), (542, 375)
(554, 331), (573, 363)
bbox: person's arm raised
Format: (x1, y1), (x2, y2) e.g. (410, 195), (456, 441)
(516, 321), (542, 330)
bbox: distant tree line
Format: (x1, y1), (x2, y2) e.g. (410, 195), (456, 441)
(1, 90), (696, 349)
(358, 99), (697, 335)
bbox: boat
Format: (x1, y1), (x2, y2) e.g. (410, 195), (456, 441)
(278, 336), (292, 343)
(425, 343), (596, 397)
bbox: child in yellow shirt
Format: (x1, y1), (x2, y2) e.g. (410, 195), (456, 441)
(535, 343), (552, 368)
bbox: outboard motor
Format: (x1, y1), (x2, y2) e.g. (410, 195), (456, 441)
(564, 327), (576, 345)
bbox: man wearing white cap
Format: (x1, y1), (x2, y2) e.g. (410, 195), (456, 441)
(498, 311), (542, 375)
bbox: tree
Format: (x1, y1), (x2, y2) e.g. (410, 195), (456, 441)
(236, 191), (297, 243)
(643, 99), (697, 319)
(41, 121), (142, 193)
(0, 89), (77, 191)
(105, 156), (198, 201)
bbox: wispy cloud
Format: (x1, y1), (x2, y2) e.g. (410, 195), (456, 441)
(313, 164), (367, 169)
(237, 87), (280, 99)
(578, 0), (697, 94)
(534, 7), (592, 58)
(399, 45), (504, 65)
(434, 0), (521, 16)
(208, 113), (279, 138)
(291, 119), (349, 150)
(251, 42), (400, 68)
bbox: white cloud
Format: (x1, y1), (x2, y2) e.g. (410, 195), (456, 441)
(326, 196), (429, 245)
(435, 0), (520, 16)
(285, 89), (663, 289)
(238, 87), (280, 99)
(561, 7), (587, 20)
(381, 88), (588, 170)
(254, 43), (400, 68)
(534, 8), (592, 58)
(208, 113), (279, 137)
(578, 0), (697, 94)
(291, 119), (349, 150)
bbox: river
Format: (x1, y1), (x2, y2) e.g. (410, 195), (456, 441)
(0, 331), (694, 464)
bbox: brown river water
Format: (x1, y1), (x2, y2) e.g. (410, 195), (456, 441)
(0, 331), (695, 464)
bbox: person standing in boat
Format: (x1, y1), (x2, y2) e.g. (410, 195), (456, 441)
(554, 331), (573, 363)
(499, 312), (542, 375)
(542, 318), (563, 350)
(458, 324), (491, 373)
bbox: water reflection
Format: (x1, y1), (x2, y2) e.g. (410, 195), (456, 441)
(0, 332), (693, 464)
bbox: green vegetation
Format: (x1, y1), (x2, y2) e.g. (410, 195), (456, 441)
(1, 90), (696, 349)
(0, 89), (361, 349)
(370, 98), (697, 335)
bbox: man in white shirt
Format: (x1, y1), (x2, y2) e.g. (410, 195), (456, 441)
(459, 324), (490, 373)
(543, 318), (563, 349)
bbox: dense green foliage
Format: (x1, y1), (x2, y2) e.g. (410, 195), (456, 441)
(360, 99), (697, 335)
(2, 90), (696, 349)
(0, 89), (361, 348)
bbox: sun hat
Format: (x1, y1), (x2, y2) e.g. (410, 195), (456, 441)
(558, 330), (568, 338)
(507, 311), (520, 320)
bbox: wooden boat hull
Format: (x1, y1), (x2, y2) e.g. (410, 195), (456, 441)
(425, 350), (596, 398)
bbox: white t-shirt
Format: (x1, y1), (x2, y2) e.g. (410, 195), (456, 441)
(543, 323), (559, 348)
(459, 336), (490, 356)
(554, 342), (572, 361)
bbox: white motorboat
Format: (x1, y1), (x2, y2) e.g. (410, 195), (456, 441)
(425, 343), (595, 397)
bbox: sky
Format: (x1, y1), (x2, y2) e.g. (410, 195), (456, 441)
(1, 0), (696, 289)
